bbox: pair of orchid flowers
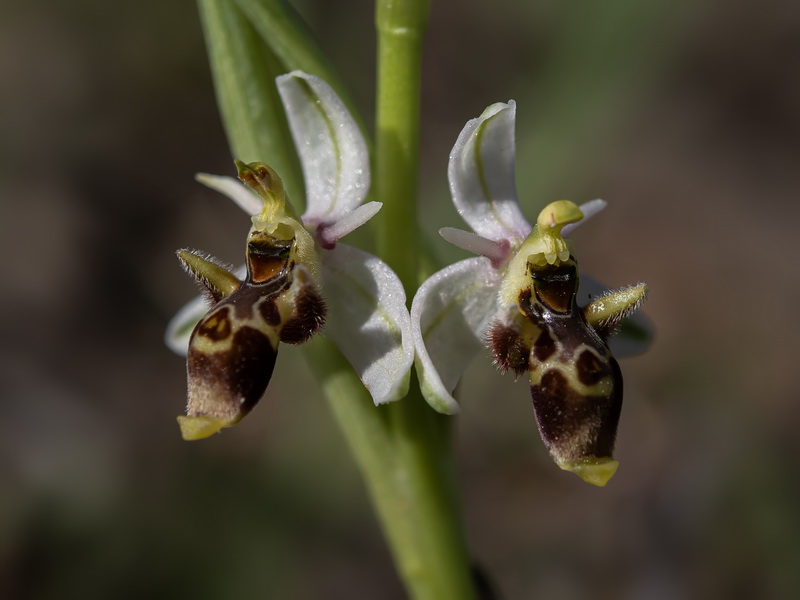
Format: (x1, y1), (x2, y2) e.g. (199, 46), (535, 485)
(165, 72), (647, 486)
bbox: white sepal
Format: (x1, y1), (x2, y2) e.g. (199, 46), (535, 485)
(448, 101), (530, 244)
(195, 174), (263, 216)
(164, 295), (207, 356)
(410, 257), (501, 414)
(320, 243), (414, 405)
(277, 71), (369, 227)
(562, 199), (607, 237)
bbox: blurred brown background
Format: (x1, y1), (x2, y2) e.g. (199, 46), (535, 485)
(2, 0), (800, 598)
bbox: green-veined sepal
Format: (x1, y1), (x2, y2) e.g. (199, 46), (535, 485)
(410, 257), (501, 414)
(448, 100), (530, 244)
(277, 72), (370, 230)
(320, 243), (413, 405)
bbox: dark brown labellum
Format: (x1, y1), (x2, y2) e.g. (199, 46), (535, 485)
(177, 232), (326, 440)
(489, 256), (626, 486)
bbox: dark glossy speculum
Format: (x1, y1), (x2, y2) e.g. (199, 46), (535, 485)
(247, 231), (294, 283)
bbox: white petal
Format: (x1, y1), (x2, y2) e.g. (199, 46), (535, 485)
(317, 202), (382, 248)
(448, 101), (531, 243)
(410, 257), (501, 414)
(320, 243), (414, 405)
(439, 227), (510, 267)
(277, 72), (370, 227)
(562, 198), (607, 237)
(579, 275), (653, 357)
(195, 173), (262, 215)
(165, 265), (247, 356)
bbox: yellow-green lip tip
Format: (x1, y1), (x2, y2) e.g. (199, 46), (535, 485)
(558, 458), (619, 487)
(177, 415), (227, 441)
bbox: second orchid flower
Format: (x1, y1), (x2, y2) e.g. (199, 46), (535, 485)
(411, 101), (648, 486)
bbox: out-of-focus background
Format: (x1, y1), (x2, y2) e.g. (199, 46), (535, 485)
(3, 0), (799, 598)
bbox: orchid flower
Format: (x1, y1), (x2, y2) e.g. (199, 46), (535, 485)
(165, 71), (413, 440)
(411, 101), (648, 486)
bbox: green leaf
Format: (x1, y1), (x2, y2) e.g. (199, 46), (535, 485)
(234, 0), (361, 129)
(197, 0), (303, 198)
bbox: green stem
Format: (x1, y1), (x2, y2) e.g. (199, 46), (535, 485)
(382, 392), (476, 600)
(366, 1), (478, 598)
(374, 0), (427, 293)
(310, 339), (477, 600)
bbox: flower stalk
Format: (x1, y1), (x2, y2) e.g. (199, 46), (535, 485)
(375, 0), (429, 290)
(312, 1), (479, 598)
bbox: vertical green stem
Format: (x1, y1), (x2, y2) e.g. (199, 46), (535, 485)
(311, 348), (477, 600)
(374, 0), (427, 291)
(306, 340), (463, 600)
(364, 1), (478, 599)
(381, 390), (477, 600)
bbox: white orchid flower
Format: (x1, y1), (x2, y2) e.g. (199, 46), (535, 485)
(166, 72), (413, 439)
(411, 101), (649, 486)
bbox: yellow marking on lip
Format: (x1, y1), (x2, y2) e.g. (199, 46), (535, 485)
(205, 315), (228, 336)
(191, 332), (234, 354)
(528, 342), (613, 398)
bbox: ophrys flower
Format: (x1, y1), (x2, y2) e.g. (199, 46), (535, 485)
(411, 101), (648, 486)
(166, 72), (414, 440)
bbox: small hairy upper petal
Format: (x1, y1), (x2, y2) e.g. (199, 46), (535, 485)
(579, 275), (653, 357)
